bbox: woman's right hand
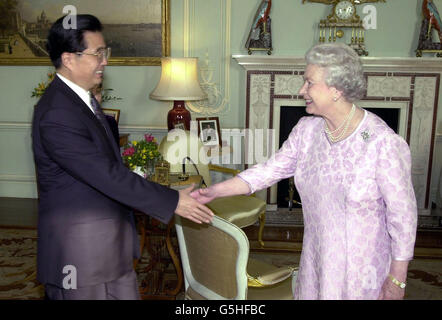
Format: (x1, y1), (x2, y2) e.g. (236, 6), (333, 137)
(190, 187), (217, 204)
(190, 176), (252, 204)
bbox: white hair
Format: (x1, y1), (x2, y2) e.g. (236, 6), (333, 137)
(305, 43), (366, 102)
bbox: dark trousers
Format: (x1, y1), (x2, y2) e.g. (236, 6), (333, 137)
(44, 269), (140, 300)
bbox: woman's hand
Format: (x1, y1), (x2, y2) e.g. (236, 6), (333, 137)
(377, 277), (405, 300)
(190, 176), (251, 204)
(378, 260), (409, 300)
(190, 186), (217, 204)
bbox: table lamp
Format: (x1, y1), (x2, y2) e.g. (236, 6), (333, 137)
(150, 57), (206, 130)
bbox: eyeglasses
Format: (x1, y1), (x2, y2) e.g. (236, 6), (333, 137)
(75, 47), (111, 62)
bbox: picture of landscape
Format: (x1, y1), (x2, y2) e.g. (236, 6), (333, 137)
(0, 0), (169, 65)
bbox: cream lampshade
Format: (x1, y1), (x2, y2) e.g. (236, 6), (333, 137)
(150, 57), (206, 131)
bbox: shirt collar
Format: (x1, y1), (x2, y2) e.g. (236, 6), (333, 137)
(56, 73), (93, 110)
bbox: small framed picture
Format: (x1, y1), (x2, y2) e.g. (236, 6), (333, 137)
(196, 117), (221, 147)
(102, 108), (121, 124)
(174, 122), (186, 130)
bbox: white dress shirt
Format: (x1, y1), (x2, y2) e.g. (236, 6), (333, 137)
(56, 73), (95, 114)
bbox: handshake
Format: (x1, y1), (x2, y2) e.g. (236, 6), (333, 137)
(173, 176), (250, 224)
(173, 184), (218, 224)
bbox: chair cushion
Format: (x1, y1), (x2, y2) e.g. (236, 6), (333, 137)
(207, 195), (266, 228)
(247, 258), (295, 300)
(247, 277), (294, 300)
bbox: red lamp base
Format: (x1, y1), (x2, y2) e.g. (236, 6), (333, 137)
(167, 100), (191, 131)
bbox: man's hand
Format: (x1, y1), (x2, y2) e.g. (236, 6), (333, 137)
(175, 184), (214, 224)
(190, 186), (217, 205)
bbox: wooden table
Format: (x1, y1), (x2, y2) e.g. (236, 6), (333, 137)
(134, 174), (202, 300)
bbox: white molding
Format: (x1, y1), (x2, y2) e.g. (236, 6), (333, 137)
(0, 122), (168, 135)
(0, 122), (241, 138)
(0, 174), (35, 182)
(185, 0), (231, 115)
(118, 125), (167, 135)
(184, 0), (190, 56)
(233, 55), (442, 72)
(222, 0), (231, 114)
(0, 122), (31, 130)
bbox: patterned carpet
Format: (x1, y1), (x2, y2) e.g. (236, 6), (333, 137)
(1, 227), (441, 300)
(0, 228), (43, 299)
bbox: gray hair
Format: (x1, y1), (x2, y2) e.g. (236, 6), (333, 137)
(305, 43), (366, 102)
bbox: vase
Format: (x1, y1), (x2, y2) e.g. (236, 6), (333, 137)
(145, 160), (156, 179)
(132, 166), (146, 178)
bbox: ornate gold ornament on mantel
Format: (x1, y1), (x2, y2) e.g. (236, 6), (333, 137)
(416, 0), (442, 57)
(302, 0), (386, 56)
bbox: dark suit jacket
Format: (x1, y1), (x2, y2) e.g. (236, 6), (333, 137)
(32, 76), (178, 288)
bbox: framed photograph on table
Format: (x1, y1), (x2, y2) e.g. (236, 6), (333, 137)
(0, 0), (170, 66)
(196, 117), (221, 147)
(102, 108), (120, 124)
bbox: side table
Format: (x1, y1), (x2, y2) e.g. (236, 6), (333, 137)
(135, 174), (202, 300)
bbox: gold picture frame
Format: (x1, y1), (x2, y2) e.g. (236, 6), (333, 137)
(0, 0), (170, 66)
(102, 108), (120, 124)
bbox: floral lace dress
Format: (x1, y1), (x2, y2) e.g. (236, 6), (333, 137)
(238, 110), (417, 299)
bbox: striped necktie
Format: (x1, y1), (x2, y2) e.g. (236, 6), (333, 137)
(90, 94), (110, 137)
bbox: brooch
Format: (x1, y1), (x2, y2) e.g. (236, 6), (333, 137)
(361, 130), (371, 142)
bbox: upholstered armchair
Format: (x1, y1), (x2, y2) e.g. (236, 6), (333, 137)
(158, 130), (267, 247)
(175, 215), (297, 299)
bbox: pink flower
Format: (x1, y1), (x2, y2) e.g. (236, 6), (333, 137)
(122, 147), (135, 156)
(144, 134), (154, 143)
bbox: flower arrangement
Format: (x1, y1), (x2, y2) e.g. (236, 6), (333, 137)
(122, 134), (162, 173)
(31, 72), (55, 98)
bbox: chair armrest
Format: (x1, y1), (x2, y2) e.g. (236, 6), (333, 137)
(247, 265), (298, 288)
(208, 164), (240, 176)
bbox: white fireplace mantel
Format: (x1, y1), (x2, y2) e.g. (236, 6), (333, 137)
(233, 55), (442, 72)
(233, 55), (442, 215)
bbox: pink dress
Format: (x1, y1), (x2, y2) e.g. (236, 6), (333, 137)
(238, 110), (417, 299)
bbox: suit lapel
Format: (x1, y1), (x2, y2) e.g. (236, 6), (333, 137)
(52, 77), (121, 161)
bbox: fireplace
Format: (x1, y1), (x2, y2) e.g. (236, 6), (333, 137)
(234, 55), (442, 215)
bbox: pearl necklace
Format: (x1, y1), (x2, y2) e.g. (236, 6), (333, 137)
(324, 104), (356, 143)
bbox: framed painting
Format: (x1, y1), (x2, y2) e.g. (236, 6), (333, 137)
(196, 117), (222, 147)
(0, 0), (170, 66)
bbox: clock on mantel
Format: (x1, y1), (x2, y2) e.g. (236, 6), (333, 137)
(302, 0), (386, 56)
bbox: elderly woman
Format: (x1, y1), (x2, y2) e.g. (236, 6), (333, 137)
(191, 43), (417, 300)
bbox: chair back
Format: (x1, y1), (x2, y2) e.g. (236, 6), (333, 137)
(159, 129), (212, 186)
(175, 215), (249, 299)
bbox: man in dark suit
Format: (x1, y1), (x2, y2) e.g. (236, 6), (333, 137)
(32, 14), (213, 300)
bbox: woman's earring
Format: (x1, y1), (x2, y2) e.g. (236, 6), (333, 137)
(333, 97), (338, 102)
